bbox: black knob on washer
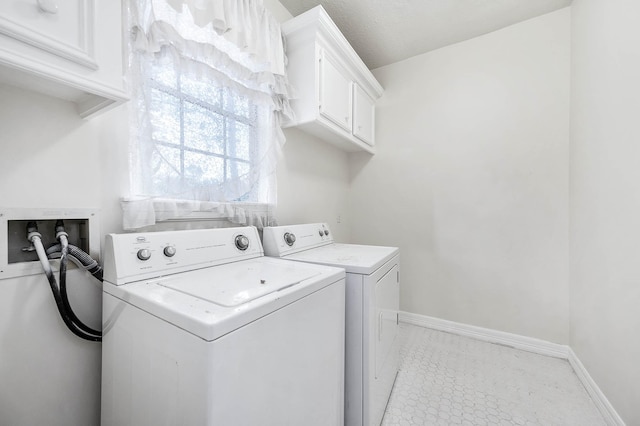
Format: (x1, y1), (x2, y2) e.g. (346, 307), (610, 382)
(163, 246), (176, 257)
(284, 232), (296, 246)
(235, 235), (250, 251)
(137, 248), (151, 261)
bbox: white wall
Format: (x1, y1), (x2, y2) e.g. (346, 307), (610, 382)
(276, 127), (350, 240)
(0, 1), (351, 425)
(570, 0), (640, 423)
(0, 85), (105, 426)
(349, 9), (571, 343)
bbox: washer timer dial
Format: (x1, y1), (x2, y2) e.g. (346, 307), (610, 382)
(284, 232), (296, 246)
(235, 235), (250, 251)
(137, 248), (151, 261)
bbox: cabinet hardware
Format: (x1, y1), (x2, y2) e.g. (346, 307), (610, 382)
(37, 0), (58, 14)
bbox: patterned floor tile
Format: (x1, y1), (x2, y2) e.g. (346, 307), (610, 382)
(382, 323), (606, 426)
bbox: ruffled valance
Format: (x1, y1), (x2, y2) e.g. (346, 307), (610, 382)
(159, 0), (285, 73)
(128, 0), (294, 125)
(130, 0), (289, 85)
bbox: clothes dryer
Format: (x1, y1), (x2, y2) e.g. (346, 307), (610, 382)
(263, 223), (399, 426)
(101, 226), (345, 426)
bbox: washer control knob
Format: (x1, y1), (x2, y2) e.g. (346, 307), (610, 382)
(324, 229), (329, 236)
(163, 245), (176, 257)
(235, 235), (250, 251)
(284, 232), (296, 246)
(318, 230), (324, 237)
(137, 248), (151, 261)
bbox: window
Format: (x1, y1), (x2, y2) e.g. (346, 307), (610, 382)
(123, 0), (293, 229)
(142, 55), (265, 202)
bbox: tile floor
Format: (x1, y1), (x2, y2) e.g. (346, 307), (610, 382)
(381, 323), (607, 426)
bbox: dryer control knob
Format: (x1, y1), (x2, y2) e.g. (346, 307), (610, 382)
(324, 229), (329, 236)
(318, 230), (324, 237)
(235, 235), (250, 251)
(137, 248), (151, 261)
(163, 246), (176, 257)
(284, 232), (296, 246)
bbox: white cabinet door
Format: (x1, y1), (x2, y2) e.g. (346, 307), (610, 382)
(319, 50), (352, 132)
(0, 0), (127, 117)
(0, 0), (96, 69)
(353, 83), (375, 146)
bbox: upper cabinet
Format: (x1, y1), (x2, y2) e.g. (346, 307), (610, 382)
(0, 0), (128, 118)
(282, 6), (383, 154)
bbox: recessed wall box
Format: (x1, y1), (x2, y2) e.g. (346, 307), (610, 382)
(0, 208), (100, 280)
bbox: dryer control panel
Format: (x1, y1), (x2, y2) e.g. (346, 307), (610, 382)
(103, 226), (263, 285)
(262, 223), (333, 256)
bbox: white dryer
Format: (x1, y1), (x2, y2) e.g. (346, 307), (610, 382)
(263, 223), (399, 426)
(101, 226), (346, 426)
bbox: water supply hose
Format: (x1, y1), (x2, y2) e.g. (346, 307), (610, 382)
(54, 221), (102, 338)
(27, 222), (101, 342)
(46, 243), (103, 282)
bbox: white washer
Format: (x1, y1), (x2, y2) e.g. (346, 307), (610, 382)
(263, 223), (399, 426)
(101, 226), (346, 426)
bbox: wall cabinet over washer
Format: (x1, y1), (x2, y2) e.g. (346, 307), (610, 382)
(282, 6), (383, 154)
(0, 0), (128, 118)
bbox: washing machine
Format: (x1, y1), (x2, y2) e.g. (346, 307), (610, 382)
(100, 226), (346, 426)
(263, 223), (399, 426)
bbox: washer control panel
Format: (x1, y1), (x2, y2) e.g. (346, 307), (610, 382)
(263, 223), (333, 256)
(103, 226), (263, 285)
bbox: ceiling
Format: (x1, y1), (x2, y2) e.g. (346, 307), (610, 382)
(278, 0), (572, 69)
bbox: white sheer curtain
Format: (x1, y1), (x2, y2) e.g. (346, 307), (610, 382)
(121, 0), (293, 230)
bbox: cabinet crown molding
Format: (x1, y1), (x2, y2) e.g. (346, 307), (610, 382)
(283, 5), (383, 100)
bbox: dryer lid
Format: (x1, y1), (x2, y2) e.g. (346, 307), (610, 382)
(158, 259), (321, 307)
(286, 243), (398, 275)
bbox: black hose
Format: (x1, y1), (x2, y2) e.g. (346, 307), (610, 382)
(57, 244), (102, 337)
(40, 260), (101, 342)
(46, 244), (103, 282)
(28, 222), (101, 342)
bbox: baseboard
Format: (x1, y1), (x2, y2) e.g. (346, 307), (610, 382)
(398, 311), (625, 426)
(399, 311), (569, 358)
(567, 348), (626, 426)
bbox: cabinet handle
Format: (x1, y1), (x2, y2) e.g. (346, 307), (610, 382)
(37, 0), (58, 14)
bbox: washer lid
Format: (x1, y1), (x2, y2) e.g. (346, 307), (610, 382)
(285, 243), (398, 275)
(158, 259), (321, 307)
(103, 257), (344, 341)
